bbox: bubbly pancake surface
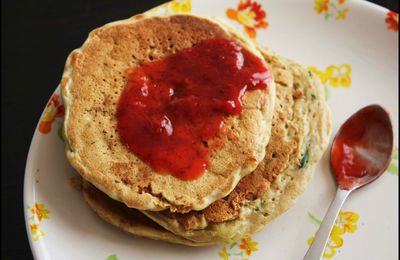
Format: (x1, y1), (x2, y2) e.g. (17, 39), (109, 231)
(62, 14), (276, 212)
(141, 48), (332, 243)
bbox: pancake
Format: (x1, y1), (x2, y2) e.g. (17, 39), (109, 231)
(141, 48), (332, 243)
(81, 178), (212, 246)
(61, 14), (276, 212)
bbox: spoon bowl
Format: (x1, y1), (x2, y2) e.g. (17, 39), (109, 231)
(303, 104), (394, 260)
(331, 104), (394, 190)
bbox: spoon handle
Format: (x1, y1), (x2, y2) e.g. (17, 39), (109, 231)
(303, 188), (351, 260)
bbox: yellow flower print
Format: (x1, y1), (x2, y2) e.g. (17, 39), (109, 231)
(148, 0), (191, 15)
(314, 0), (349, 21)
(323, 233), (343, 258)
(308, 66), (329, 84)
(326, 64), (352, 87)
(170, 0), (191, 13)
(30, 203), (50, 222)
(336, 211), (359, 233)
(336, 8), (349, 20)
(226, 0), (268, 39)
(307, 211), (359, 259)
(307, 226), (344, 258)
(28, 202), (50, 241)
(324, 226), (344, 258)
(239, 237), (259, 256)
(218, 247), (230, 260)
(308, 64), (352, 89)
(30, 223), (45, 241)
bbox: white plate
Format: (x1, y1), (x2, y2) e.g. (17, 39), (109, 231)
(24, 0), (398, 259)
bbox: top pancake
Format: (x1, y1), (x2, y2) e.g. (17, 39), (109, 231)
(61, 14), (276, 212)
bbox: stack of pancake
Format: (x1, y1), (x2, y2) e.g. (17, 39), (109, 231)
(61, 14), (331, 245)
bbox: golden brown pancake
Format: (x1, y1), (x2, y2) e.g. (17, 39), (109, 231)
(61, 14), (276, 212)
(81, 178), (212, 246)
(141, 48), (332, 243)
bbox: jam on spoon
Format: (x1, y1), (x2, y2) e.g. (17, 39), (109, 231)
(303, 104), (394, 260)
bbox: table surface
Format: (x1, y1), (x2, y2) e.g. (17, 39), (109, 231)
(1, 0), (398, 259)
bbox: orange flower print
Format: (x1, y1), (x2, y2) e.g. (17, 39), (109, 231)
(30, 223), (39, 233)
(239, 237), (259, 256)
(218, 237), (259, 259)
(336, 211), (359, 233)
(314, 0), (329, 14)
(28, 202), (50, 242)
(39, 93), (64, 134)
(30, 203), (50, 222)
(386, 11), (399, 32)
(226, 0), (268, 39)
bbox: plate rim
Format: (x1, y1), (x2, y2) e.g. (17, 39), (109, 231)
(23, 0), (396, 259)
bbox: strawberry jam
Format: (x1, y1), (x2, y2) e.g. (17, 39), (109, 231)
(331, 105), (393, 190)
(117, 38), (270, 180)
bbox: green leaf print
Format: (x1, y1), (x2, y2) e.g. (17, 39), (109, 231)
(388, 149), (398, 176)
(105, 254), (118, 260)
(308, 212), (322, 226)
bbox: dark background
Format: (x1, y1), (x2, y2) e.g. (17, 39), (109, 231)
(1, 0), (398, 259)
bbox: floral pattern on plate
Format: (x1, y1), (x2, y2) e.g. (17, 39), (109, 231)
(105, 254), (119, 260)
(388, 148), (398, 176)
(307, 211), (359, 258)
(219, 237), (259, 260)
(24, 1), (398, 259)
(314, 0), (349, 21)
(226, 0), (268, 39)
(308, 64), (352, 100)
(39, 93), (64, 134)
(385, 11), (399, 31)
(27, 203), (50, 241)
(148, 0), (191, 15)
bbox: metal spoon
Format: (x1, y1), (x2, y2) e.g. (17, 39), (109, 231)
(303, 104), (394, 260)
